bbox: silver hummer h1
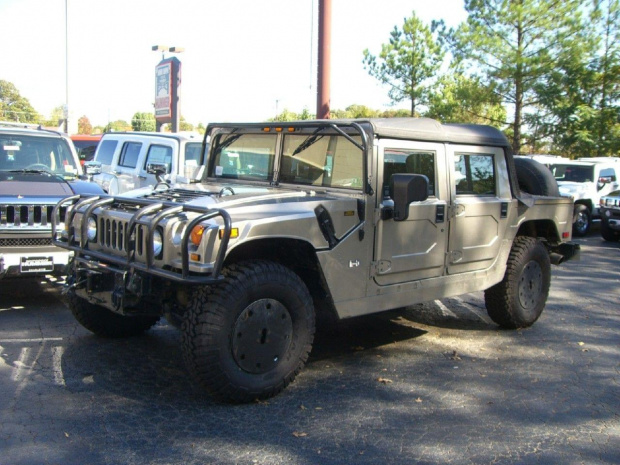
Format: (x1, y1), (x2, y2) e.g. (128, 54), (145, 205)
(52, 118), (579, 403)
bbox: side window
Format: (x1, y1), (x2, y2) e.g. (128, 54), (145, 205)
(95, 140), (118, 165)
(383, 149), (435, 198)
(144, 145), (173, 173)
(184, 143), (203, 166)
(118, 142), (142, 168)
(455, 153), (495, 195)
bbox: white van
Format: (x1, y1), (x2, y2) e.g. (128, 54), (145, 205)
(89, 132), (206, 194)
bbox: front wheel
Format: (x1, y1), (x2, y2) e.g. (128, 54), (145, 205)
(484, 236), (551, 329)
(572, 204), (591, 237)
(182, 260), (315, 403)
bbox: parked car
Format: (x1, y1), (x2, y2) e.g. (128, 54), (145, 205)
(599, 190), (620, 242)
(88, 132), (206, 194)
(53, 118), (579, 403)
(0, 121), (104, 279)
(517, 155), (620, 236)
(70, 134), (102, 166)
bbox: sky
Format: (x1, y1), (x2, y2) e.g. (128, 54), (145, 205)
(0, 0), (467, 130)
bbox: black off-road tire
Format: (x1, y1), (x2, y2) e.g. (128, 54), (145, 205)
(182, 260), (315, 403)
(67, 290), (159, 338)
(601, 219), (620, 242)
(513, 157), (560, 197)
(484, 236), (551, 329)
(572, 204), (591, 237)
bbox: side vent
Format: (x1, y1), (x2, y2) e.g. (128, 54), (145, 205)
(314, 205), (338, 248)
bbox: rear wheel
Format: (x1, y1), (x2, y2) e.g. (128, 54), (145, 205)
(484, 236), (551, 329)
(182, 260), (315, 403)
(572, 204), (591, 237)
(67, 290), (159, 338)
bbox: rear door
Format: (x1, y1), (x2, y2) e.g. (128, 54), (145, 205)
(446, 146), (512, 274)
(114, 141), (144, 192)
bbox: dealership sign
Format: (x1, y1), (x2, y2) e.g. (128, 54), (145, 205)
(154, 57), (181, 124)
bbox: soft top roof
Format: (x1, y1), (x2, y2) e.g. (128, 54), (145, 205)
(367, 118), (510, 148)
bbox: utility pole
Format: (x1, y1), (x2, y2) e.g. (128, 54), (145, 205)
(316, 0), (331, 119)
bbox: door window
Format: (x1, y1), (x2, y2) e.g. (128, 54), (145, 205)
(383, 149), (435, 198)
(144, 145), (173, 173)
(95, 140), (118, 165)
(454, 153), (495, 195)
(118, 142), (142, 168)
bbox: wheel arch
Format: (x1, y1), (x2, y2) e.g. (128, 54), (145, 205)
(224, 238), (338, 321)
(574, 199), (593, 212)
(516, 219), (561, 242)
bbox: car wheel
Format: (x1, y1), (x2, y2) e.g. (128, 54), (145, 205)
(67, 290), (159, 338)
(182, 260), (315, 403)
(600, 218), (620, 242)
(484, 236), (551, 329)
(572, 204), (591, 237)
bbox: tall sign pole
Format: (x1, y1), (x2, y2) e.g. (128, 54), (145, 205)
(153, 46), (183, 132)
(316, 0), (331, 119)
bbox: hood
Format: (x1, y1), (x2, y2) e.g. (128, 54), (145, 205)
(558, 181), (593, 198)
(0, 171), (73, 196)
(123, 182), (321, 210)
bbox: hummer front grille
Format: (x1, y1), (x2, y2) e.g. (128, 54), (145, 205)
(96, 217), (145, 257)
(0, 205), (66, 228)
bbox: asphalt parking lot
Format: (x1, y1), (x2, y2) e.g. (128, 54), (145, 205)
(0, 230), (618, 465)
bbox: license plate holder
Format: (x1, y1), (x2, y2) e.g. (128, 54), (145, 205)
(20, 256), (54, 273)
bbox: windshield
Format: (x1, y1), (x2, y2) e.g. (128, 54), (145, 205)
(209, 131), (363, 190)
(548, 164), (595, 183)
(0, 134), (80, 177)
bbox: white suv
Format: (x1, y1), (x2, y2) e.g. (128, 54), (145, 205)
(88, 132), (206, 194)
(520, 155), (620, 236)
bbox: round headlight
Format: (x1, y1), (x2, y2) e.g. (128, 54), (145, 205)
(86, 216), (97, 241)
(153, 229), (163, 257)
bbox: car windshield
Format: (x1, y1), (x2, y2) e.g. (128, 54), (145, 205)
(209, 131), (363, 190)
(548, 164), (595, 182)
(0, 134), (80, 178)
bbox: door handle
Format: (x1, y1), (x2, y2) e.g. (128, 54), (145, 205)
(138, 175), (147, 180)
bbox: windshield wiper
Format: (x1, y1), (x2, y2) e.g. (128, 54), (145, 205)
(291, 128), (325, 157)
(8, 168), (53, 175)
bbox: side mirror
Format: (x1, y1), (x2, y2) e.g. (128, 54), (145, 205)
(83, 161), (102, 176)
(147, 163), (169, 184)
(389, 174), (429, 221)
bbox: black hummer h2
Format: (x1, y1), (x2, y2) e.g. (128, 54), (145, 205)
(0, 122), (103, 279)
(52, 118), (579, 403)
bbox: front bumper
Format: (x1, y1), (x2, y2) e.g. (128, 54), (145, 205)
(52, 194), (232, 284)
(0, 249), (72, 278)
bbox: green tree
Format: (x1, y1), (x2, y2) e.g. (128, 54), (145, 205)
(77, 115), (93, 134)
(104, 120), (131, 133)
(446, 0), (584, 153)
(363, 12), (444, 117)
(40, 105), (66, 129)
(0, 80), (39, 123)
(426, 74), (506, 127)
(179, 116), (194, 132)
(533, 0), (619, 157)
(131, 112), (156, 131)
